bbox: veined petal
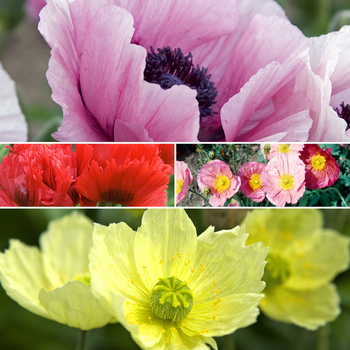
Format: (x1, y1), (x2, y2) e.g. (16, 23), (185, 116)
(39, 213), (93, 289)
(79, 5), (146, 138)
(261, 284), (341, 330)
(0, 240), (49, 319)
(0, 63), (27, 141)
(189, 226), (267, 303)
(285, 229), (350, 290)
(89, 222), (146, 314)
(134, 209), (198, 287)
(39, 281), (112, 330)
(182, 293), (263, 337)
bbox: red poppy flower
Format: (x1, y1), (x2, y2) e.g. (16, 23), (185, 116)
(75, 144), (172, 206)
(299, 144), (340, 189)
(0, 144), (77, 206)
(155, 144), (174, 172)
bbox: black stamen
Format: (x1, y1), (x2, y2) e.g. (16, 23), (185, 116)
(335, 102), (350, 130)
(144, 47), (218, 118)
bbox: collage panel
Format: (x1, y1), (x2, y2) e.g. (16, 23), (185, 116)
(176, 143), (350, 208)
(0, 143), (175, 207)
(0, 208), (349, 350)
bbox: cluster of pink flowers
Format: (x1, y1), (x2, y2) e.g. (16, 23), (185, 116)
(177, 144), (340, 207)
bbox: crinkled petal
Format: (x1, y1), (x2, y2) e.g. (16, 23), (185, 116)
(39, 213), (93, 288)
(285, 229), (350, 290)
(0, 63), (27, 141)
(0, 240), (48, 319)
(134, 209), (197, 287)
(39, 281), (112, 330)
(261, 284), (341, 330)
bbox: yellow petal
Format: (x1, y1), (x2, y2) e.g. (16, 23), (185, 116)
(0, 239), (49, 319)
(243, 209), (323, 252)
(89, 221), (146, 316)
(182, 293), (263, 337)
(190, 225), (267, 302)
(285, 229), (350, 290)
(39, 213), (93, 289)
(39, 281), (112, 330)
(261, 283), (340, 330)
(134, 209), (198, 286)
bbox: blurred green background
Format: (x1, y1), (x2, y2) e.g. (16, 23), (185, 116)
(0, 0), (349, 140)
(0, 208), (349, 350)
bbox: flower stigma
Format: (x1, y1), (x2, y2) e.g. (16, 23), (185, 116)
(335, 102), (350, 130)
(72, 272), (91, 286)
(249, 174), (262, 190)
(144, 47), (218, 119)
(264, 254), (291, 287)
(276, 144), (291, 153)
(176, 179), (184, 195)
(213, 174), (230, 193)
(279, 174), (294, 190)
(150, 276), (194, 322)
(311, 154), (326, 171)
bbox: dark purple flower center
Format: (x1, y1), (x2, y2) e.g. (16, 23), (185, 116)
(144, 47), (217, 118)
(335, 102), (350, 130)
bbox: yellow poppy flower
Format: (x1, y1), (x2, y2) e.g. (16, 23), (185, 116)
(243, 209), (350, 330)
(90, 209), (268, 350)
(0, 213), (113, 330)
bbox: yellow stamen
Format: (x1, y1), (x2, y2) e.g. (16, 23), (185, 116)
(213, 174), (230, 194)
(311, 154), (326, 171)
(176, 179), (184, 195)
(279, 174), (294, 190)
(248, 173), (262, 190)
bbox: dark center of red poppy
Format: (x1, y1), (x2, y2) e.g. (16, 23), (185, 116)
(100, 189), (134, 205)
(144, 47), (218, 118)
(335, 102), (350, 130)
(14, 183), (30, 206)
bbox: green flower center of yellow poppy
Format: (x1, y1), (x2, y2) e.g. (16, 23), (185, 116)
(176, 179), (184, 195)
(264, 254), (291, 287)
(249, 174), (262, 190)
(213, 174), (230, 194)
(150, 276), (194, 322)
(311, 154), (326, 171)
(72, 273), (91, 286)
(276, 144), (290, 153)
(279, 174), (294, 190)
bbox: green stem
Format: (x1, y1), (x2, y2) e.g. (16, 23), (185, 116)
(317, 188), (348, 207)
(316, 325), (330, 350)
(231, 145), (237, 175)
(75, 330), (90, 350)
(188, 189), (213, 207)
(222, 333), (235, 350)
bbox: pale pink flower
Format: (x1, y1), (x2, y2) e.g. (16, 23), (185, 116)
(26, 0), (47, 22)
(261, 154), (306, 207)
(238, 162), (266, 202)
(0, 63), (27, 141)
(197, 159), (241, 207)
(265, 143), (304, 160)
(294, 26), (350, 141)
(194, 0), (312, 141)
(38, 0), (239, 142)
(176, 161), (193, 204)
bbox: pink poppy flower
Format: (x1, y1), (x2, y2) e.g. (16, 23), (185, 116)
(299, 144), (340, 189)
(197, 159), (241, 206)
(264, 144), (304, 160)
(294, 26), (350, 141)
(0, 63), (27, 141)
(194, 0), (312, 141)
(38, 0), (239, 142)
(261, 154), (305, 207)
(238, 162), (266, 202)
(26, 0), (47, 22)
(176, 161), (193, 204)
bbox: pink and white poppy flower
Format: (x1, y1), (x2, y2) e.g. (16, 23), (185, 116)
(38, 0), (239, 142)
(263, 143), (305, 160)
(197, 159), (241, 207)
(261, 154), (306, 207)
(238, 162), (266, 202)
(294, 26), (350, 141)
(175, 161), (193, 204)
(0, 63), (27, 141)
